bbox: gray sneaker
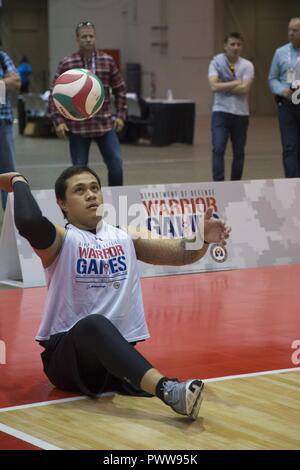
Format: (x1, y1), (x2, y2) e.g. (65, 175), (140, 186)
(162, 379), (204, 420)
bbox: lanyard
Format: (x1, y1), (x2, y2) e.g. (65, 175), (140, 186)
(84, 53), (96, 74)
(225, 56), (238, 78)
(288, 45), (300, 70)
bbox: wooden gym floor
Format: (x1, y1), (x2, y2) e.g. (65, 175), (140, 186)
(0, 265), (299, 450)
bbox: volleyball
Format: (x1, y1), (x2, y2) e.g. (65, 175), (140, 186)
(52, 68), (105, 121)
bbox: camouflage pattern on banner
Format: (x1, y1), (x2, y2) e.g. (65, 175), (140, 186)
(0, 179), (300, 287)
(109, 179), (300, 278)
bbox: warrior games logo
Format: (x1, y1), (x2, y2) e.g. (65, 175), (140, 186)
(141, 187), (220, 253)
(96, 186), (227, 260)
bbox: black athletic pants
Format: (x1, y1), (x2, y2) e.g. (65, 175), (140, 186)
(40, 315), (154, 397)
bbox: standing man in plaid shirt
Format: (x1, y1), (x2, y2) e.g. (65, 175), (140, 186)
(49, 21), (127, 186)
(0, 46), (21, 209)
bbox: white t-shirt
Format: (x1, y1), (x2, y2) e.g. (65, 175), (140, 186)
(36, 221), (149, 342)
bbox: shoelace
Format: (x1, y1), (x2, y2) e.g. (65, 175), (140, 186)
(163, 381), (181, 404)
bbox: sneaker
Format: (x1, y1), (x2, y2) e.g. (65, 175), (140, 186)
(162, 379), (204, 420)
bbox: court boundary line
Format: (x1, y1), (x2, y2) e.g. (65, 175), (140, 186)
(0, 423), (61, 450)
(1, 367), (299, 414)
(0, 392), (114, 413)
(0, 396), (86, 413)
(0, 367), (299, 450)
(205, 366), (300, 383)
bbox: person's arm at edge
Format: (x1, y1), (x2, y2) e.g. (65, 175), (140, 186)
(1, 53), (21, 91)
(2, 72), (21, 92)
(0, 173), (65, 269)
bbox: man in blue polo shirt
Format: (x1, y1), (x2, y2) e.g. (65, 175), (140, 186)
(268, 17), (300, 178)
(0, 47), (21, 209)
(208, 32), (254, 182)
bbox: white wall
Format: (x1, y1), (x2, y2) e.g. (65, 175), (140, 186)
(48, 0), (127, 75)
(0, 0), (48, 92)
(223, 0), (300, 115)
(48, 0), (216, 115)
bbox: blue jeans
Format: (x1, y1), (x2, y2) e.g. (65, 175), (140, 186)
(0, 121), (16, 209)
(211, 111), (249, 181)
(68, 130), (123, 186)
(278, 99), (300, 178)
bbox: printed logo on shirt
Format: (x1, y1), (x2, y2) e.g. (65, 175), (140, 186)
(76, 241), (128, 288)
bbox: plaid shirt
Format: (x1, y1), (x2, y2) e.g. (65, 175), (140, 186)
(48, 49), (127, 137)
(0, 52), (18, 123)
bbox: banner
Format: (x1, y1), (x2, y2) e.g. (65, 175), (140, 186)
(0, 179), (300, 288)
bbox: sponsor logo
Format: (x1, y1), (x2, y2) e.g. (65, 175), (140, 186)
(210, 244), (228, 263)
